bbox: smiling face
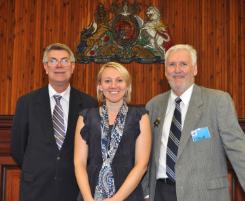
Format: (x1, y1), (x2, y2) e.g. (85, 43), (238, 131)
(98, 67), (128, 104)
(165, 49), (197, 96)
(43, 50), (75, 92)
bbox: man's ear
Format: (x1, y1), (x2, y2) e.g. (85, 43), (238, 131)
(193, 64), (198, 76)
(43, 63), (48, 74)
(71, 63), (75, 73)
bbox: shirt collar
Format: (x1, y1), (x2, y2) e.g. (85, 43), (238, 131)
(170, 84), (194, 106)
(48, 84), (71, 102)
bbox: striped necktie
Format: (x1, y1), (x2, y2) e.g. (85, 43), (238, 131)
(166, 97), (182, 181)
(52, 95), (66, 150)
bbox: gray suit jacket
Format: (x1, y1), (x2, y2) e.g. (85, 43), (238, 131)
(143, 84), (245, 201)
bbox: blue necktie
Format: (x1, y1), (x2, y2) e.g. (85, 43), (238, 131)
(52, 95), (66, 150)
(166, 97), (182, 181)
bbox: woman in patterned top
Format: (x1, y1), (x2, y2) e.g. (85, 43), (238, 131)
(74, 62), (151, 201)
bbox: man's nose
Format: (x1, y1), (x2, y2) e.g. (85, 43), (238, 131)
(174, 64), (182, 72)
(56, 61), (62, 67)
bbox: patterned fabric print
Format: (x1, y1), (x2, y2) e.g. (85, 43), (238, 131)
(166, 97), (182, 181)
(94, 101), (128, 201)
(53, 95), (66, 150)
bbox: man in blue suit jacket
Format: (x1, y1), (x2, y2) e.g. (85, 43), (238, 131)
(143, 44), (245, 201)
(11, 43), (97, 201)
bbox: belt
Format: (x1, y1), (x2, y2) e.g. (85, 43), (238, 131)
(158, 178), (175, 185)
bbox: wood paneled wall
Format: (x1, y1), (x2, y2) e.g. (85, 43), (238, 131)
(0, 0), (245, 117)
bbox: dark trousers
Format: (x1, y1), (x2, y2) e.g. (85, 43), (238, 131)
(154, 179), (177, 201)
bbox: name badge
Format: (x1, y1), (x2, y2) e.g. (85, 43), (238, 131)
(191, 127), (211, 142)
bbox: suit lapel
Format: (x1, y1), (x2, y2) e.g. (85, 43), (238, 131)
(177, 85), (204, 160)
(61, 88), (82, 150)
(154, 92), (170, 166)
(34, 87), (57, 148)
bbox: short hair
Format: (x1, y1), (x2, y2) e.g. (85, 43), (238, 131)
(42, 43), (75, 64)
(97, 62), (132, 103)
(165, 44), (197, 66)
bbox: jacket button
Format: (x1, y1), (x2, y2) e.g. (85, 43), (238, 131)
(57, 156), (61, 160)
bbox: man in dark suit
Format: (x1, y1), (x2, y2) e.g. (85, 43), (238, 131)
(143, 44), (245, 201)
(11, 43), (97, 201)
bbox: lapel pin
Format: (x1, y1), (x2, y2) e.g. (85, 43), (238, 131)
(154, 117), (161, 127)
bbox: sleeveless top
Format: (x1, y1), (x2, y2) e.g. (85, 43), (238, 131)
(78, 106), (147, 201)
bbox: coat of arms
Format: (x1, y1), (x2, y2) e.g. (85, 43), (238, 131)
(76, 0), (172, 63)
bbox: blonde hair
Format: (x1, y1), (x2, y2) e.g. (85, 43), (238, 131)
(43, 43), (75, 64)
(97, 62), (132, 103)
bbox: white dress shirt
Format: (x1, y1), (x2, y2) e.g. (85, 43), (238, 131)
(48, 84), (71, 132)
(156, 84), (194, 179)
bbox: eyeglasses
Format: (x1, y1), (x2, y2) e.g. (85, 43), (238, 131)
(47, 58), (72, 67)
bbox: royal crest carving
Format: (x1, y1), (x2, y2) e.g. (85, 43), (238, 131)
(76, 0), (172, 63)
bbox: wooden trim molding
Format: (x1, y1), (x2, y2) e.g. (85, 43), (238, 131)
(0, 116), (20, 201)
(0, 156), (20, 201)
(239, 119), (245, 130)
(0, 115), (13, 155)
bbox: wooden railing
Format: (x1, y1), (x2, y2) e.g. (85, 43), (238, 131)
(0, 116), (244, 201)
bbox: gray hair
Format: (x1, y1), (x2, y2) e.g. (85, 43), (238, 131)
(42, 43), (75, 64)
(165, 44), (197, 65)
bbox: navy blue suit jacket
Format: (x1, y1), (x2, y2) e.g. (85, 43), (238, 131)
(11, 86), (97, 201)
